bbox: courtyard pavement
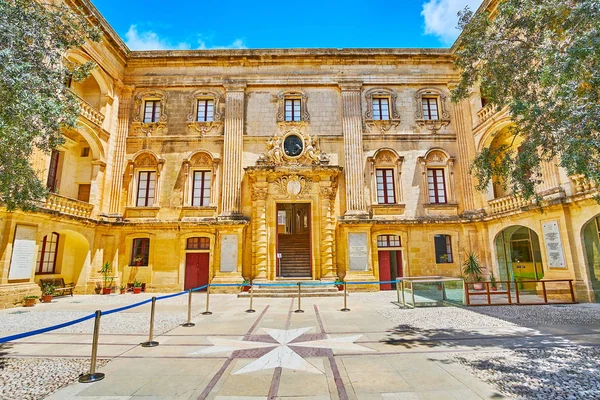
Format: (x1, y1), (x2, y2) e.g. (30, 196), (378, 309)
(1, 292), (599, 399)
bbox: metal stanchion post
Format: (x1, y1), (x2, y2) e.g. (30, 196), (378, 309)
(182, 289), (195, 327)
(246, 281), (256, 313)
(79, 310), (105, 383)
(401, 280), (406, 306)
(340, 281), (350, 312)
(294, 282), (304, 313)
(396, 280), (401, 304)
(202, 284), (212, 315)
(141, 297), (159, 347)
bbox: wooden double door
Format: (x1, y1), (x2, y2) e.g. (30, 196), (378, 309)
(185, 252), (209, 290)
(378, 250), (403, 290)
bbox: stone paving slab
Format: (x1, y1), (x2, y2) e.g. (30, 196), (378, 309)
(3, 294), (599, 399)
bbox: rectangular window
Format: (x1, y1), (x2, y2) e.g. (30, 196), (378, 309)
(377, 235), (401, 248)
(131, 238), (150, 266)
(422, 98), (439, 120)
(284, 98), (301, 121)
(197, 99), (214, 122)
(143, 100), (161, 123)
(427, 169), (447, 204)
(77, 184), (91, 203)
(136, 171), (156, 207)
(191, 171), (211, 207)
(80, 147), (90, 157)
(186, 237), (210, 250)
(36, 233), (59, 274)
(47, 150), (60, 193)
(372, 98), (390, 120)
(376, 169), (396, 204)
(434, 234), (453, 263)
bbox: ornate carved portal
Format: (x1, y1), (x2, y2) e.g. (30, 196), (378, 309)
(246, 166), (341, 281)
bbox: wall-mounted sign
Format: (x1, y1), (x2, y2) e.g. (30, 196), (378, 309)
(8, 225), (38, 280)
(542, 220), (567, 268)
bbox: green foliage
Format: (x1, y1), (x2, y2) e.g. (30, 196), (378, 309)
(0, 0), (101, 211)
(133, 279), (143, 288)
(452, 0), (600, 199)
(41, 282), (56, 295)
(462, 251), (484, 281)
(98, 261), (113, 289)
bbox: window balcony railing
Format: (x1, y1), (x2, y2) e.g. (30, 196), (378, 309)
(44, 193), (94, 218)
(487, 194), (533, 215)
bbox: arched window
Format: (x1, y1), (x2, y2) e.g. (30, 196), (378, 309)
(377, 235), (401, 248)
(36, 233), (59, 274)
(183, 151), (220, 208)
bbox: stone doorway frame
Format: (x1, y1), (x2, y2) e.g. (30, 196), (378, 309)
(246, 165), (341, 282)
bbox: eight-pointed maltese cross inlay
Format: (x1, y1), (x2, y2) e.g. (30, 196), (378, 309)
(189, 327), (374, 375)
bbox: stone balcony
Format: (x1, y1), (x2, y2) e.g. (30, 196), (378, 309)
(487, 194), (533, 215)
(477, 104), (496, 126)
(44, 193), (94, 218)
(570, 175), (598, 195)
(70, 91), (105, 127)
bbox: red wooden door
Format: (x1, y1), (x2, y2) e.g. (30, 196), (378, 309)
(378, 251), (392, 290)
(185, 253), (209, 290)
(396, 251), (403, 278)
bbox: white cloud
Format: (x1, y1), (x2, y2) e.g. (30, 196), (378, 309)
(125, 25), (247, 51)
(125, 25), (191, 50)
(421, 0), (482, 44)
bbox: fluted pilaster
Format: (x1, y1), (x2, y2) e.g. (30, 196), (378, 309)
(108, 85), (134, 214)
(450, 97), (476, 212)
(220, 83), (246, 217)
(339, 81), (367, 216)
(252, 184), (268, 280)
(320, 184), (337, 278)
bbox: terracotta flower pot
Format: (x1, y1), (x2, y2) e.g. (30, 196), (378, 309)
(335, 284), (344, 291)
(102, 288), (112, 295)
(23, 298), (36, 307)
(473, 283), (484, 291)
(133, 287), (142, 294)
(120, 289), (126, 294)
(42, 295), (53, 303)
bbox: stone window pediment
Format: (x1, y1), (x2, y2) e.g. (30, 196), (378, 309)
(256, 128), (330, 167)
(364, 88), (400, 133)
(275, 90), (310, 128)
(186, 90), (224, 135)
(414, 88), (450, 134)
(132, 89), (168, 136)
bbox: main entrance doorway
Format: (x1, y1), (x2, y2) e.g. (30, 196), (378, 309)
(495, 226), (544, 292)
(276, 203), (312, 278)
(184, 237), (210, 290)
(377, 235), (403, 290)
(583, 215), (600, 302)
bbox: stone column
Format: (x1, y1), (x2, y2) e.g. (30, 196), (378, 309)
(539, 158), (560, 192)
(219, 83), (246, 218)
(252, 183), (268, 280)
(339, 81), (367, 216)
(320, 183), (337, 279)
(448, 92), (477, 212)
(108, 85), (134, 215)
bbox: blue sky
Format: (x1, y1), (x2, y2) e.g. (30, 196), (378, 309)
(91, 0), (482, 50)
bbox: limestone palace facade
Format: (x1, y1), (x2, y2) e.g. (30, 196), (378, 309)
(1, 0), (599, 308)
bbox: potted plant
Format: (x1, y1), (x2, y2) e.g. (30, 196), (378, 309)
(132, 279), (143, 294)
(94, 282), (102, 294)
(490, 273), (498, 291)
(462, 251), (484, 290)
(133, 255), (144, 266)
(23, 295), (38, 307)
(334, 278), (344, 291)
(41, 283), (55, 303)
(120, 284), (126, 294)
(99, 261), (113, 295)
(241, 279), (251, 292)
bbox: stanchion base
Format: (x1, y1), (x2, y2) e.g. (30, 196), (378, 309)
(201, 311), (213, 315)
(141, 341), (159, 347)
(245, 309), (256, 313)
(340, 308), (351, 312)
(294, 310), (305, 313)
(181, 322), (195, 327)
(79, 372), (105, 383)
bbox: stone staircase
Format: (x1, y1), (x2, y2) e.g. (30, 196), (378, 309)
(238, 281), (343, 298)
(278, 233), (311, 278)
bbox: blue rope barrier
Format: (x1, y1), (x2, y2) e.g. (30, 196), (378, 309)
(191, 284), (209, 292)
(103, 298), (153, 316)
(0, 313), (96, 344)
(155, 290), (187, 300)
(210, 283), (245, 287)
